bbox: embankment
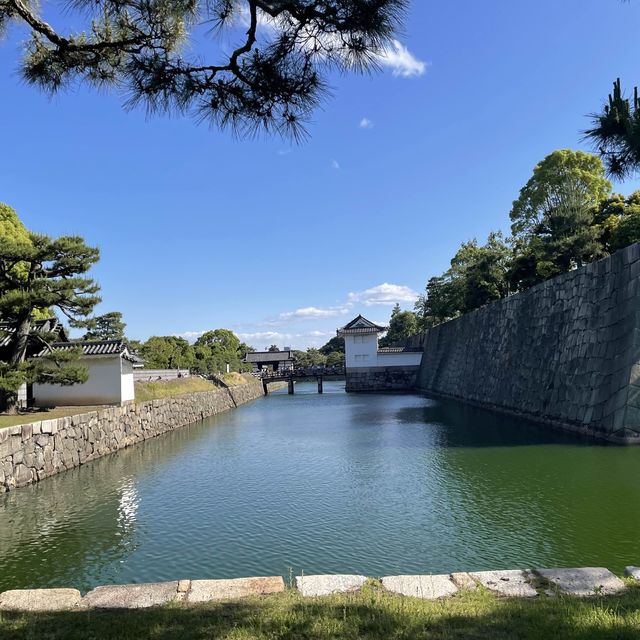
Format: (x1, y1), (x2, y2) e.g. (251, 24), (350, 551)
(415, 243), (640, 443)
(0, 380), (269, 492)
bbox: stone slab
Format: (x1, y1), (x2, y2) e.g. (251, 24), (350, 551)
(537, 568), (626, 597)
(81, 582), (181, 609)
(0, 588), (81, 612)
(295, 575), (368, 597)
(625, 566), (640, 580)
(186, 577), (285, 603)
(382, 575), (458, 600)
(451, 572), (477, 590)
(470, 570), (537, 598)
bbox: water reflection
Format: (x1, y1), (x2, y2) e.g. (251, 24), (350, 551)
(2, 384), (640, 592)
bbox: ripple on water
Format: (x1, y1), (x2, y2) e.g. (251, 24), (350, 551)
(2, 382), (640, 591)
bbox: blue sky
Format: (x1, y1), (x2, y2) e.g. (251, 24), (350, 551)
(2, 0), (640, 349)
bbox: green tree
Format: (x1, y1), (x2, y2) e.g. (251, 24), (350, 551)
(380, 303), (417, 347)
(319, 335), (345, 356)
(596, 191), (640, 253)
(140, 336), (194, 370)
(268, 345), (280, 353)
(415, 276), (459, 330)
(293, 348), (327, 368)
(82, 311), (126, 341)
(0, 1), (407, 137)
(461, 232), (511, 312)
(325, 351), (345, 367)
(509, 150), (610, 289)
(586, 79), (640, 179)
(0, 233), (101, 411)
(192, 329), (248, 374)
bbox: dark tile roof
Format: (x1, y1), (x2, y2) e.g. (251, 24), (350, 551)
(338, 315), (387, 336)
(0, 318), (68, 348)
(378, 347), (424, 354)
(36, 340), (144, 364)
(245, 351), (294, 363)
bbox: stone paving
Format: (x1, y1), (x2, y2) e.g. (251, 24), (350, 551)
(537, 568), (626, 597)
(382, 575), (458, 599)
(295, 574), (368, 597)
(1, 566), (638, 612)
(470, 570), (538, 598)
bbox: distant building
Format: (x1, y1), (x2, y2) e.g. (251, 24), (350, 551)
(33, 340), (143, 406)
(0, 318), (144, 407)
(337, 315), (423, 392)
(244, 350), (294, 373)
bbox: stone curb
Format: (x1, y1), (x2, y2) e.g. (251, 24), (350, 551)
(0, 565), (634, 611)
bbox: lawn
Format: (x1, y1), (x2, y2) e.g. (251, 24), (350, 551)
(0, 406), (103, 430)
(134, 377), (219, 402)
(1, 584), (640, 640)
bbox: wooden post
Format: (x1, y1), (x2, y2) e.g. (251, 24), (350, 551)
(288, 378), (295, 395)
(263, 380), (269, 395)
(318, 377), (323, 394)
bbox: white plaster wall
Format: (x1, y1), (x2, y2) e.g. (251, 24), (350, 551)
(345, 334), (379, 368)
(376, 352), (423, 367)
(121, 359), (135, 402)
(33, 357), (125, 406)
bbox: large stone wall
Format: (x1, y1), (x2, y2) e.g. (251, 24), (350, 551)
(345, 366), (420, 392)
(0, 380), (266, 492)
(415, 244), (640, 443)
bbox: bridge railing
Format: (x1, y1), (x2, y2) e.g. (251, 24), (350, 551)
(255, 367), (345, 379)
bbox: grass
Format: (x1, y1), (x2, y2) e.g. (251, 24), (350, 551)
(0, 406), (103, 430)
(134, 377), (218, 402)
(2, 583), (640, 639)
(219, 372), (257, 387)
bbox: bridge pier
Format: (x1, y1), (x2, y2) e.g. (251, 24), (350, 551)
(288, 379), (295, 395)
(263, 380), (269, 395)
(317, 377), (323, 394)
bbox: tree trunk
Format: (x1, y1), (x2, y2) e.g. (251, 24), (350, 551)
(9, 313), (32, 365)
(2, 313), (32, 414)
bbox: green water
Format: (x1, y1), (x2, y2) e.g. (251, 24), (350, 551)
(1, 382), (639, 593)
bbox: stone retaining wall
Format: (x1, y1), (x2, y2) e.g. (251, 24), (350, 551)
(415, 243), (640, 443)
(0, 380), (267, 493)
(1, 565), (637, 611)
(345, 366), (420, 392)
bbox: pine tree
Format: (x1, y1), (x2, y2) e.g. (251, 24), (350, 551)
(0, 233), (101, 412)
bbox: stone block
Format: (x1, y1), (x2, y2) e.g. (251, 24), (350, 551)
(624, 566), (640, 580)
(81, 582), (181, 609)
(470, 570), (537, 598)
(186, 577), (284, 603)
(450, 572), (477, 590)
(0, 588), (81, 611)
(295, 575), (368, 597)
(382, 575), (458, 599)
(537, 567), (625, 597)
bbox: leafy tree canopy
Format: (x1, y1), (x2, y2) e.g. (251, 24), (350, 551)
(0, 231), (101, 411)
(319, 335), (344, 356)
(82, 311), (126, 341)
(0, 0), (407, 137)
(379, 303), (417, 347)
(586, 79), (640, 179)
(140, 336), (194, 370)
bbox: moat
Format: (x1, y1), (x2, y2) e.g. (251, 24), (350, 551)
(2, 382), (640, 593)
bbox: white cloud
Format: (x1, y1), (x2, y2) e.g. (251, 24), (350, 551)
(376, 40), (427, 78)
(331, 159), (340, 170)
(236, 330), (333, 350)
(279, 306), (351, 321)
(175, 330), (207, 342)
(359, 117), (374, 129)
(237, 7), (425, 80)
(347, 283), (419, 307)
